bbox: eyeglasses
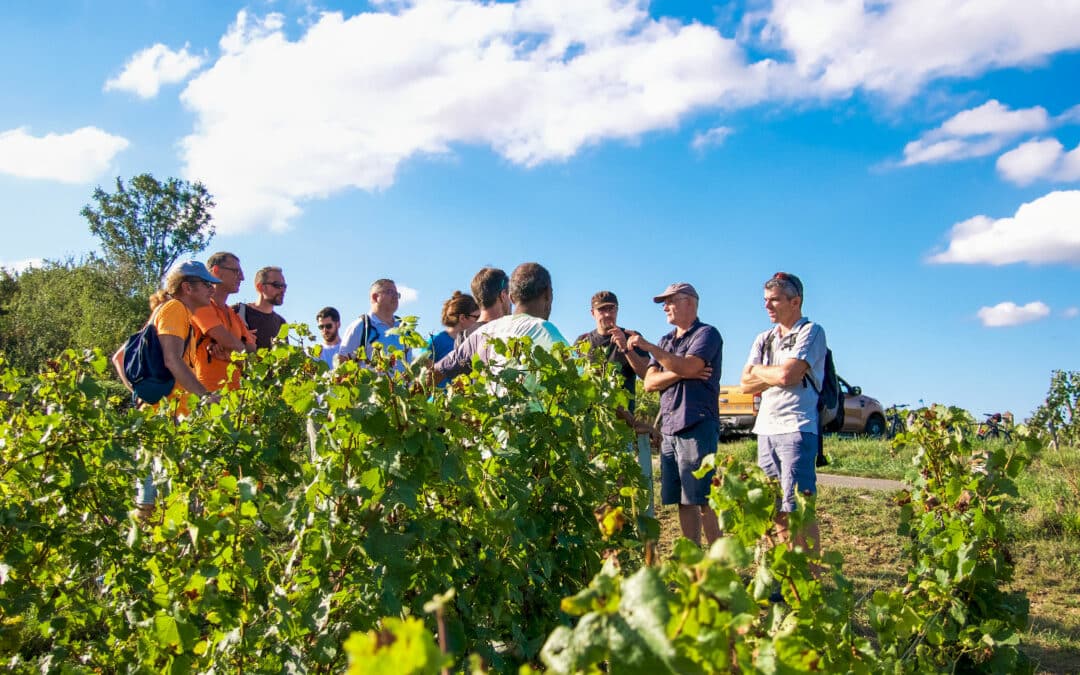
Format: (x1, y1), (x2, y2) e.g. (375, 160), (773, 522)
(460, 312), (480, 321)
(266, 281), (287, 289)
(217, 265), (242, 274)
(318, 323), (336, 331)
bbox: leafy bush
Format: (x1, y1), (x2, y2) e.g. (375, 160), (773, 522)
(0, 326), (653, 672)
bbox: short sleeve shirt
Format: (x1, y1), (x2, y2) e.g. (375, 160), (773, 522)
(747, 317), (827, 435)
(152, 299), (197, 415)
(233, 304), (286, 350)
(191, 300), (253, 391)
(649, 319), (722, 435)
(434, 314), (567, 380)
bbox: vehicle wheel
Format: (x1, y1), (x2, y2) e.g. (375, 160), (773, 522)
(865, 414), (886, 438)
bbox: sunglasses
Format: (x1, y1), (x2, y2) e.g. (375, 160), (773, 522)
(266, 281), (287, 289)
(183, 277), (214, 288)
(318, 323), (336, 331)
(460, 312), (480, 321)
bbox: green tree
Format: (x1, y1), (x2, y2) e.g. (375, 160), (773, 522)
(0, 258), (145, 373)
(1031, 370), (1080, 447)
(81, 174), (215, 295)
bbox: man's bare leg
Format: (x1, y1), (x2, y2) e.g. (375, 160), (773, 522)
(701, 505), (721, 544)
(678, 504), (702, 544)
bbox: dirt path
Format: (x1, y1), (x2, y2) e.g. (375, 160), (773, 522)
(818, 473), (906, 491)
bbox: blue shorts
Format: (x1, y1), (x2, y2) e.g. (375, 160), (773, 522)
(660, 419), (718, 506)
(758, 431), (818, 512)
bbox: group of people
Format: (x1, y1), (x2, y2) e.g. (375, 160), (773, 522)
(119, 254), (827, 558)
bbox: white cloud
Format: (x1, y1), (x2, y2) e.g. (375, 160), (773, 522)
(756, 0), (1080, 99)
(104, 43), (205, 99)
(977, 301), (1051, 327)
(0, 257), (44, 274)
(178, 3), (780, 233)
(997, 138), (1080, 185)
(0, 127), (129, 183)
(928, 190), (1080, 265)
(167, 2), (1080, 233)
(1063, 307), (1079, 319)
(398, 285), (419, 305)
(900, 100), (1049, 166)
(691, 126), (734, 152)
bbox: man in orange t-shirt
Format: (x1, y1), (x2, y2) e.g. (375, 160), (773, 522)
(191, 252), (256, 391)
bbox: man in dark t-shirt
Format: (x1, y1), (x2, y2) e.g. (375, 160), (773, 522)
(575, 291), (649, 410)
(232, 266), (287, 349)
(576, 290), (654, 515)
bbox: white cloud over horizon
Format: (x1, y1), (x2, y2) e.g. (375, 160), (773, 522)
(0, 127), (129, 183)
(164, 1), (1080, 233)
(977, 301), (1051, 327)
(900, 100), (1050, 166)
(928, 190), (1080, 265)
(104, 43), (205, 99)
(997, 138), (1080, 185)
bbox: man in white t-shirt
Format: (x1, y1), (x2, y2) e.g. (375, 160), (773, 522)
(740, 272), (827, 559)
(434, 262), (566, 381)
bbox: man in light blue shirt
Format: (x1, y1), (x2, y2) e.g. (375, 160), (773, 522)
(338, 278), (411, 371)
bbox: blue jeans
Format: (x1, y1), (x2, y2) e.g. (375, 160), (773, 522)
(758, 431), (818, 512)
(660, 419), (718, 506)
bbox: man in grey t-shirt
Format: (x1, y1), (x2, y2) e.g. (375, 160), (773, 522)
(740, 272), (826, 559)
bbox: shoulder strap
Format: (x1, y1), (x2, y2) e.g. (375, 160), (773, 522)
(759, 329), (775, 365)
(238, 303), (248, 324)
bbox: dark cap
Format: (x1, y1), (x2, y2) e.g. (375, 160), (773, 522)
(591, 290), (618, 309)
(652, 282), (699, 303)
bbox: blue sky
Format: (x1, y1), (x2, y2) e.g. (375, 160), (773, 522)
(2, 0), (1078, 420)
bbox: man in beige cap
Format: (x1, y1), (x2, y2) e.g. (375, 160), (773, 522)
(628, 282), (722, 546)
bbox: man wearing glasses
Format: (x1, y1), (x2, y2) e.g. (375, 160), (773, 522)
(338, 278), (410, 371)
(628, 283), (722, 546)
(740, 272), (825, 562)
(315, 307), (341, 367)
(233, 266), (288, 350)
(191, 252), (256, 391)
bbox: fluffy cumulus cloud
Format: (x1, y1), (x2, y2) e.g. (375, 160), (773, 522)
(105, 43), (205, 99)
(178, 2), (782, 232)
(691, 126), (734, 152)
(755, 0), (1080, 98)
(976, 301), (1051, 327)
(928, 190), (1080, 265)
(0, 127), (129, 183)
(997, 138), (1080, 185)
(900, 100), (1049, 166)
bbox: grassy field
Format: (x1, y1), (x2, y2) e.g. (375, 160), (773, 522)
(653, 435), (1080, 674)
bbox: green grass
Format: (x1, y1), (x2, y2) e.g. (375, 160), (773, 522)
(654, 434), (1080, 673)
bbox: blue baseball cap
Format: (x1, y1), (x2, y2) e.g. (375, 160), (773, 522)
(171, 259), (222, 284)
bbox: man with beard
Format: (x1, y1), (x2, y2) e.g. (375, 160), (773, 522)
(233, 266), (287, 349)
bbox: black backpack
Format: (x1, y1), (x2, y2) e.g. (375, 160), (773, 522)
(807, 348), (844, 432)
(119, 305), (192, 405)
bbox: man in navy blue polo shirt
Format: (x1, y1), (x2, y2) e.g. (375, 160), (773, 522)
(628, 282), (722, 546)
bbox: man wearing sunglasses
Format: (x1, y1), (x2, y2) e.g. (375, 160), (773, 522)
(190, 251), (256, 391)
(315, 307), (341, 367)
(233, 266), (288, 350)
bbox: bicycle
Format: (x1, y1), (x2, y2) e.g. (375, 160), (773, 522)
(976, 412), (1013, 442)
(885, 404), (908, 438)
